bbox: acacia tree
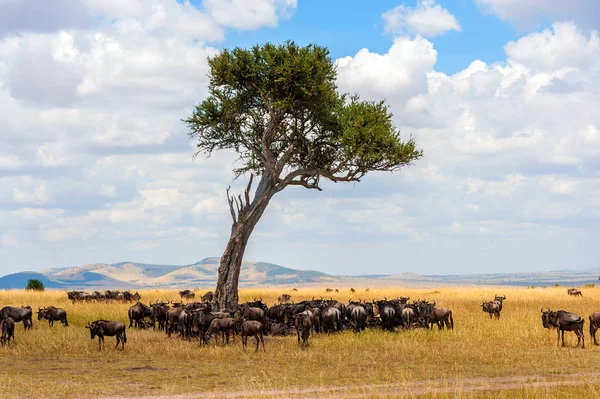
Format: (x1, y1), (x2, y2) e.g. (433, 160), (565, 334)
(186, 42), (422, 311)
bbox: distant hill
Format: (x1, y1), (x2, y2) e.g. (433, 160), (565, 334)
(1, 258), (598, 289)
(0, 258), (335, 289)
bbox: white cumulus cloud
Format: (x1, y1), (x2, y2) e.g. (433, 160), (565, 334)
(383, 0), (461, 37)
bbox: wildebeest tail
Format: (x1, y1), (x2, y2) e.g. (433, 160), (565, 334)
(590, 320), (593, 339)
(123, 327), (127, 343)
(450, 312), (454, 329)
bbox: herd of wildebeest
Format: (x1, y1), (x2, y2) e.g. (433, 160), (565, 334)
(0, 287), (595, 351)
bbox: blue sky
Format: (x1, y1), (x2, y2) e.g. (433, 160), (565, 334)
(220, 0), (520, 75)
(0, 0), (599, 277)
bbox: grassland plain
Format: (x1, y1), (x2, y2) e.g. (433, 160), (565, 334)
(2, 287), (600, 398)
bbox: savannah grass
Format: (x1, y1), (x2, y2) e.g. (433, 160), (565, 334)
(2, 286), (600, 398)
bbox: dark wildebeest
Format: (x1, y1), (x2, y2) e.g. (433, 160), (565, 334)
(427, 304), (454, 330)
(493, 294), (506, 311)
(179, 290), (195, 300)
(165, 305), (185, 337)
(375, 300), (397, 330)
(351, 305), (368, 332)
(292, 288), (298, 292)
(541, 308), (585, 348)
(589, 312), (600, 345)
(321, 306), (342, 332)
(201, 291), (215, 302)
(481, 302), (500, 319)
(204, 318), (236, 345)
(193, 309), (216, 343)
(294, 313), (312, 347)
(350, 288), (356, 294)
(325, 288), (333, 293)
(239, 305), (265, 324)
(1, 317), (15, 346)
(239, 320), (265, 352)
(128, 302), (152, 329)
(37, 306), (69, 327)
(150, 301), (169, 331)
(85, 320), (127, 351)
(1, 306), (33, 330)
(568, 288), (583, 297)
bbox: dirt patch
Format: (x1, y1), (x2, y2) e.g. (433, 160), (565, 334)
(125, 367), (164, 372)
(103, 371), (600, 398)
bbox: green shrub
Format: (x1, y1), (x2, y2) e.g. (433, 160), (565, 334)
(25, 279), (45, 291)
(584, 283), (596, 288)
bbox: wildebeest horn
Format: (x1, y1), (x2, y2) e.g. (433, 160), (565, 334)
(432, 301), (436, 307)
(541, 308), (544, 313)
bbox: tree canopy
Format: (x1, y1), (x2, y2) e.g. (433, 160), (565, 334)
(186, 41), (422, 193)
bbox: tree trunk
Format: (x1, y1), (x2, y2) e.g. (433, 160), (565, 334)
(215, 175), (274, 311)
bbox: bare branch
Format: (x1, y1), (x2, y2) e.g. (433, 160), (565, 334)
(244, 173), (254, 207)
(226, 187), (237, 223)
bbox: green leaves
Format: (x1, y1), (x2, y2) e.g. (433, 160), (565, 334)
(186, 41), (422, 187)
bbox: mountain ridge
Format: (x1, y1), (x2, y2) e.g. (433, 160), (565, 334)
(1, 258), (599, 289)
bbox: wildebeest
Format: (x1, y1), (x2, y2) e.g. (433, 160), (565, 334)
(85, 320), (127, 351)
(325, 288), (333, 293)
(150, 301), (169, 331)
(320, 306), (341, 332)
(239, 320), (265, 352)
(350, 288), (356, 294)
(278, 293), (292, 303)
(493, 295), (506, 311)
(481, 302), (501, 319)
(201, 291), (215, 302)
(568, 288), (583, 297)
(541, 308), (585, 348)
(1, 317), (15, 346)
(426, 304), (454, 330)
(165, 305), (185, 337)
(179, 290), (195, 300)
(204, 318), (236, 345)
(294, 313), (312, 347)
(589, 312), (600, 345)
(1, 306), (33, 330)
(193, 309), (216, 343)
(239, 305), (265, 324)
(375, 300), (397, 330)
(37, 306), (68, 327)
(350, 305), (368, 332)
(128, 302), (153, 329)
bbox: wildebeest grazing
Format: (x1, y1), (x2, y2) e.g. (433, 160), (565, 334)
(86, 320), (127, 351)
(568, 288), (583, 297)
(37, 306), (69, 327)
(541, 308), (585, 348)
(1, 317), (15, 346)
(1, 306), (33, 330)
(239, 320), (265, 352)
(204, 318), (236, 345)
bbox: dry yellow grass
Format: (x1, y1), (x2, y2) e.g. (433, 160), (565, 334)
(1, 286), (600, 398)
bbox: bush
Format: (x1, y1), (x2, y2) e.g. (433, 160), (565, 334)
(585, 283), (596, 288)
(554, 283), (560, 287)
(26, 279), (45, 291)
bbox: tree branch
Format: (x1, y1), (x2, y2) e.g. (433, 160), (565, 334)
(225, 173), (256, 224)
